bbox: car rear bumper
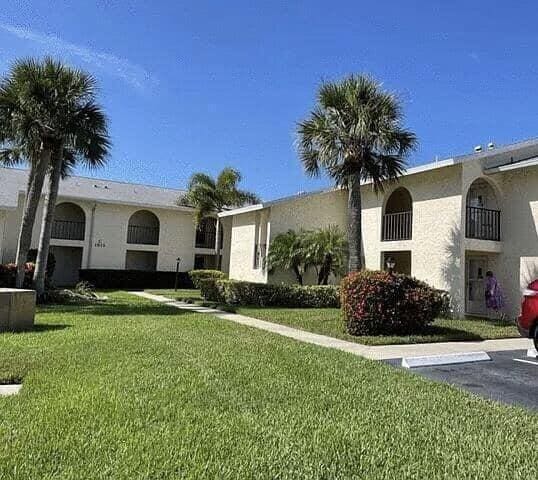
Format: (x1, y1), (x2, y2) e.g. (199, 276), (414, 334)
(516, 318), (530, 338)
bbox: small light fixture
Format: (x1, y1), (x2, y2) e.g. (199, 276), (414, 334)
(385, 256), (396, 275)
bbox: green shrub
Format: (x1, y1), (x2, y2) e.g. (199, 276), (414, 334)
(199, 279), (340, 308)
(189, 269), (227, 289)
(199, 278), (224, 303)
(341, 270), (443, 336)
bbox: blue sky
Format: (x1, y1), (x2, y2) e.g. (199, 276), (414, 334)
(1, 1), (537, 200)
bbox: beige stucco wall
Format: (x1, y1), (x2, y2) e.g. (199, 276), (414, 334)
(361, 164), (464, 311)
(0, 194), (201, 272)
(489, 166), (538, 317)
(228, 210), (269, 282)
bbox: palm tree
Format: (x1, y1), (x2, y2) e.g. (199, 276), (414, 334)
(266, 230), (307, 285)
(0, 58), (107, 289)
(32, 65), (110, 296)
(181, 167), (259, 269)
(297, 75), (417, 271)
(0, 59), (57, 287)
(304, 225), (347, 285)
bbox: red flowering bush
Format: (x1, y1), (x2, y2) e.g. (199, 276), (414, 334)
(0, 263), (35, 288)
(341, 270), (443, 336)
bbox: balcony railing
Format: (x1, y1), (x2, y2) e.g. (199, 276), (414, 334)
(382, 211), (412, 241)
(51, 220), (85, 241)
(466, 206), (501, 241)
(127, 225), (159, 245)
(195, 229), (223, 249)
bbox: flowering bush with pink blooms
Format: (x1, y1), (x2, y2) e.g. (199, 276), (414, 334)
(0, 263), (35, 288)
(341, 270), (443, 336)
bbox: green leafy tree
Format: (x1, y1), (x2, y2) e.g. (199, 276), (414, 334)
(181, 167), (259, 269)
(297, 74), (417, 271)
(266, 230), (307, 285)
(304, 225), (347, 285)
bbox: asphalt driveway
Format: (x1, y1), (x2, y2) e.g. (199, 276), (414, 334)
(388, 350), (538, 410)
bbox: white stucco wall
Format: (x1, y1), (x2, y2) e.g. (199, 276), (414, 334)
(1, 195), (200, 272)
(228, 210), (268, 283)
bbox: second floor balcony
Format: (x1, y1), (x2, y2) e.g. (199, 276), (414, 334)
(51, 219), (85, 241)
(382, 211), (412, 241)
(465, 178), (501, 242)
(127, 225), (160, 245)
(382, 187), (413, 241)
(466, 206), (501, 241)
(195, 218), (223, 249)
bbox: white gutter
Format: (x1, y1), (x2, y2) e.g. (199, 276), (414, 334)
(484, 156), (538, 174)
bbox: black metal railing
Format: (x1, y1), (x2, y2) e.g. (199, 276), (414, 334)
(195, 227), (223, 249)
(51, 220), (85, 241)
(382, 211), (412, 241)
(127, 225), (159, 245)
(466, 206), (501, 241)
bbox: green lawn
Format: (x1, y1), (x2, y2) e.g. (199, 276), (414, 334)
(146, 289), (518, 345)
(146, 288), (202, 301)
(0, 292), (535, 479)
(237, 307), (519, 345)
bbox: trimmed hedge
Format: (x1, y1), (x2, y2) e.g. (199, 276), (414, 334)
(200, 278), (339, 308)
(189, 269), (227, 289)
(341, 270), (443, 336)
(0, 263), (35, 288)
(79, 269), (193, 289)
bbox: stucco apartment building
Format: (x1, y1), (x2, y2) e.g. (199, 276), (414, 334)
(0, 168), (230, 286)
(220, 138), (538, 319)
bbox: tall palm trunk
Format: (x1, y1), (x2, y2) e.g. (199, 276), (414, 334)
(33, 147), (63, 296)
(15, 148), (51, 288)
(347, 172), (363, 271)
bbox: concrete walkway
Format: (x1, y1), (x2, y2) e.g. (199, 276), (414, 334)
(131, 291), (531, 360)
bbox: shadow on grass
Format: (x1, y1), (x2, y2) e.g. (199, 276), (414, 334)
(418, 325), (483, 342)
(38, 301), (190, 317)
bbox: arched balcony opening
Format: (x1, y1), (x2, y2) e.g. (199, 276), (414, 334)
(466, 178), (501, 241)
(127, 210), (160, 245)
(195, 217), (223, 249)
(51, 202), (86, 241)
(382, 187), (413, 241)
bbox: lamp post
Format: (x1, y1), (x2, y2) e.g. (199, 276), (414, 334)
(386, 256), (396, 276)
(174, 257), (181, 291)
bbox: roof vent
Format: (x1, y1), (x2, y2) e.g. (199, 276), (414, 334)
(474, 145), (483, 153)
(487, 142), (495, 150)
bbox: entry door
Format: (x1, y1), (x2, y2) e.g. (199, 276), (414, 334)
(466, 256), (488, 315)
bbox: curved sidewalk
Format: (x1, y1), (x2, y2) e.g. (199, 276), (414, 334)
(131, 291), (531, 360)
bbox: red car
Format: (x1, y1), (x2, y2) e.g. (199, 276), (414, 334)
(517, 279), (538, 350)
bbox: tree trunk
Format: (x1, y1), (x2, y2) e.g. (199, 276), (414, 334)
(33, 148), (63, 296)
(347, 172), (363, 272)
(15, 148), (51, 288)
(293, 265), (303, 285)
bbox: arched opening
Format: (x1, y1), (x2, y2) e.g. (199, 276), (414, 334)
(52, 202), (86, 240)
(127, 210), (160, 245)
(465, 178), (501, 241)
(382, 187), (413, 241)
(196, 217), (217, 249)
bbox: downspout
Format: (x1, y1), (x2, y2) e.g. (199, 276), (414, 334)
(86, 203), (97, 268)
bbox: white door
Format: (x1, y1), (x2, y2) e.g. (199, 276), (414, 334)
(466, 256), (488, 315)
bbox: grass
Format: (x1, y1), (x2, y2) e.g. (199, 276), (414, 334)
(236, 307), (519, 345)
(146, 288), (202, 302)
(0, 292), (536, 479)
(146, 289), (519, 345)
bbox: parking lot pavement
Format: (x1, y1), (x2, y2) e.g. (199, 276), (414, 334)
(387, 350), (538, 410)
